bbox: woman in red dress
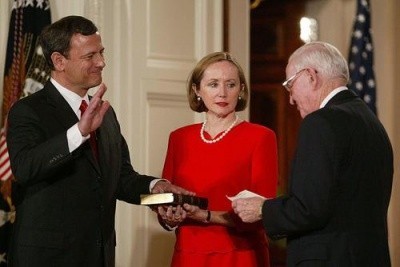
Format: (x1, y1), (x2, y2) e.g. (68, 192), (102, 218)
(158, 52), (278, 267)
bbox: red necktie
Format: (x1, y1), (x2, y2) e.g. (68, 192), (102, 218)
(79, 100), (99, 161)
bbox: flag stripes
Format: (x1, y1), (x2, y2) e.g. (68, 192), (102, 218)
(0, 130), (12, 182)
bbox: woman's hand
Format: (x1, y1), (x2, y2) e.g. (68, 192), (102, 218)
(157, 205), (187, 227)
(183, 203), (209, 223)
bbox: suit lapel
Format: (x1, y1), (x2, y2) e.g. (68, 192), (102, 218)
(44, 82), (79, 129)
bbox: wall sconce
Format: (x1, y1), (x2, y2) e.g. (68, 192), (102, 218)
(300, 17), (318, 43)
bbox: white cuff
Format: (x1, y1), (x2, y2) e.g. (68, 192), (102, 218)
(67, 123), (90, 152)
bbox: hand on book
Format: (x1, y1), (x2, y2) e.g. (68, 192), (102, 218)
(152, 180), (195, 196)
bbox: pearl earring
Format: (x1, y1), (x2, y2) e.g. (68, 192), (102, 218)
(197, 96), (201, 101)
(238, 96), (242, 100)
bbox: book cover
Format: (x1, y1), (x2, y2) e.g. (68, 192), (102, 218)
(140, 193), (208, 209)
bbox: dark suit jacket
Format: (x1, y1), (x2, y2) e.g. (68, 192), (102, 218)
(6, 81), (156, 267)
(262, 90), (393, 266)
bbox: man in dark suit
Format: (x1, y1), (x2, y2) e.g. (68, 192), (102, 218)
(6, 16), (191, 267)
(232, 42), (393, 266)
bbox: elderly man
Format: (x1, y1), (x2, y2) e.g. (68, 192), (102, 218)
(232, 41), (393, 266)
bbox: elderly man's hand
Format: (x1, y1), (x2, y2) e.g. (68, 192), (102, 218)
(232, 197), (265, 223)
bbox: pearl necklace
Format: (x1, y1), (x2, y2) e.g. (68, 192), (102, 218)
(200, 115), (239, 144)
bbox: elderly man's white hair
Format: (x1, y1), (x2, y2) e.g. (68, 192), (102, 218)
(288, 41), (350, 84)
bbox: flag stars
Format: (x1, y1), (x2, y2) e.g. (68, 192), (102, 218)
(354, 30), (363, 39)
(11, 0), (50, 10)
(355, 82), (363, 91)
(357, 14), (366, 23)
(364, 94), (372, 103)
(361, 0), (368, 8)
(368, 79), (375, 88)
(37, 0), (47, 9)
(359, 66), (366, 75)
(12, 0), (19, 9)
(352, 46), (359, 54)
(26, 0), (35, 7)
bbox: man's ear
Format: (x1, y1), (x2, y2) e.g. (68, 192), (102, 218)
(308, 68), (317, 81)
(308, 68), (319, 88)
(51, 52), (66, 71)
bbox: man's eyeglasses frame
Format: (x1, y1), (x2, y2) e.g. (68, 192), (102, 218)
(282, 68), (308, 92)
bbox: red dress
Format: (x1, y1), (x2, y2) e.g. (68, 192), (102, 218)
(162, 121), (278, 267)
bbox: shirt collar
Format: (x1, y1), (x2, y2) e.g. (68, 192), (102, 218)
(319, 86), (348, 108)
(50, 78), (89, 115)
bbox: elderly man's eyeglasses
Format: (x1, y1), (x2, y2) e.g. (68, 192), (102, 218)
(282, 69), (307, 91)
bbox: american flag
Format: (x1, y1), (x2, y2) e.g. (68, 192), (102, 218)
(348, 0), (377, 114)
(0, 1), (51, 265)
(0, 128), (12, 183)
